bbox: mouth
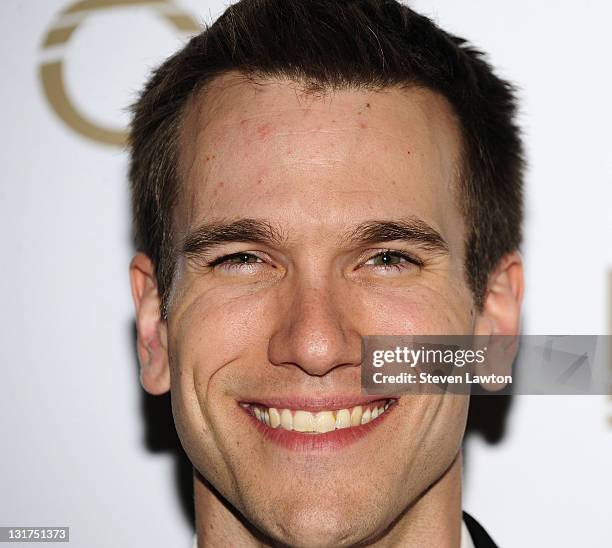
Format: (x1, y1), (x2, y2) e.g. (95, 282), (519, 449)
(238, 397), (398, 450)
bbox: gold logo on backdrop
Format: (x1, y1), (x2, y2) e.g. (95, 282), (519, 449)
(39, 0), (200, 146)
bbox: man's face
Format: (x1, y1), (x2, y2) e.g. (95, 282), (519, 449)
(168, 76), (473, 545)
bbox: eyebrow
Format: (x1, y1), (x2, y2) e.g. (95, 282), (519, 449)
(182, 218), (286, 259)
(181, 216), (449, 260)
(341, 218), (449, 254)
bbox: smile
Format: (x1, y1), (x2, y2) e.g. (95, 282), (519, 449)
(239, 399), (396, 434)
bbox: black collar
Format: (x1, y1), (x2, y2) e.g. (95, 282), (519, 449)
(462, 511), (499, 548)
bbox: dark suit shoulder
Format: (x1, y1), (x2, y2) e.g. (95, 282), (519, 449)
(462, 511), (499, 548)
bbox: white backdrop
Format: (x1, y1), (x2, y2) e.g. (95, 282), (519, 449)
(1, 1), (611, 547)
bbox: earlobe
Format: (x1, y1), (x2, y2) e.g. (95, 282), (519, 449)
(474, 250), (524, 337)
(129, 253), (171, 395)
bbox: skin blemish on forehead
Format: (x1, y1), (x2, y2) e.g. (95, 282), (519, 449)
(359, 121), (367, 129)
(257, 123), (273, 139)
(209, 181), (225, 198)
(366, 102), (371, 108)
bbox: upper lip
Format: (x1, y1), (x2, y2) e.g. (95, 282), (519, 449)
(239, 395), (397, 412)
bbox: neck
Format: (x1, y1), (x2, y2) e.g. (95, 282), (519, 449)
(194, 451), (464, 548)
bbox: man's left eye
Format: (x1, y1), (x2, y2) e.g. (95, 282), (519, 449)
(364, 250), (418, 269)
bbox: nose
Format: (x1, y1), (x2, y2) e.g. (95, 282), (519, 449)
(268, 280), (362, 376)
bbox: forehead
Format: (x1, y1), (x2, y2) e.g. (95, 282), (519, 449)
(177, 73), (464, 246)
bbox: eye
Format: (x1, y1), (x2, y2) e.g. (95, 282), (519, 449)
(363, 249), (421, 271)
(208, 252), (265, 271)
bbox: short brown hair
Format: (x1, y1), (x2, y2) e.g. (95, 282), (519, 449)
(129, 0), (524, 318)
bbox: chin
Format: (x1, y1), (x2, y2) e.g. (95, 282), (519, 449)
(263, 510), (371, 548)
(243, 492), (391, 548)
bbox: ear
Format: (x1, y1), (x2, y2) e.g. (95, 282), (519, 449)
(474, 250), (524, 337)
(129, 253), (170, 395)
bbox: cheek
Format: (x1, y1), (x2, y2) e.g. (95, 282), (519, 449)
(166, 286), (278, 469)
(170, 286), (275, 374)
(356, 284), (473, 335)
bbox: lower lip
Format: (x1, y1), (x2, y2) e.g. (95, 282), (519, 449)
(240, 402), (397, 452)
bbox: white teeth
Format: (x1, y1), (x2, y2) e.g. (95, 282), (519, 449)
(269, 408), (281, 428)
(361, 408), (372, 424)
(246, 400), (393, 433)
(314, 411), (336, 433)
(280, 408), (293, 430)
(335, 408), (351, 429)
(350, 406), (363, 426)
(293, 410), (314, 432)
